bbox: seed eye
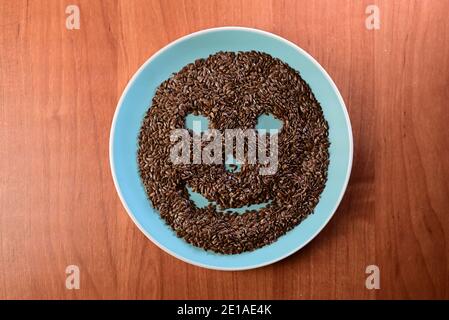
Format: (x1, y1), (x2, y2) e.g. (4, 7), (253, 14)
(225, 154), (242, 173)
(255, 113), (283, 132)
(185, 113), (209, 133)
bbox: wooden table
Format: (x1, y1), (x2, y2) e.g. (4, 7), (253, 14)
(1, 0), (448, 299)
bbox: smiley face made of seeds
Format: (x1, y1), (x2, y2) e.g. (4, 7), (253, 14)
(138, 51), (329, 254)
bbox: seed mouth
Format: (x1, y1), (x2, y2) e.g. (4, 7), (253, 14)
(186, 184), (271, 214)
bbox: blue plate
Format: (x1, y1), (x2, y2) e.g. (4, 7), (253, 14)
(110, 27), (353, 270)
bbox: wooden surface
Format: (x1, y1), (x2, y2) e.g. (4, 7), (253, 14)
(1, 0), (449, 299)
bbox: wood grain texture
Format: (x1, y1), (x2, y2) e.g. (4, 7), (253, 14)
(0, 0), (448, 299)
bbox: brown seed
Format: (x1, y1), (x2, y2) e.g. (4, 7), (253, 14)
(137, 51), (330, 254)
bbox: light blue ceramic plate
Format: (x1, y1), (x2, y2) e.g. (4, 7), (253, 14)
(110, 27), (353, 270)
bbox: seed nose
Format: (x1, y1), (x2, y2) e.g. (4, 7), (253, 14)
(225, 154), (241, 173)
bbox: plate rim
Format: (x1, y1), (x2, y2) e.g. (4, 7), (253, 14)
(109, 26), (354, 271)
